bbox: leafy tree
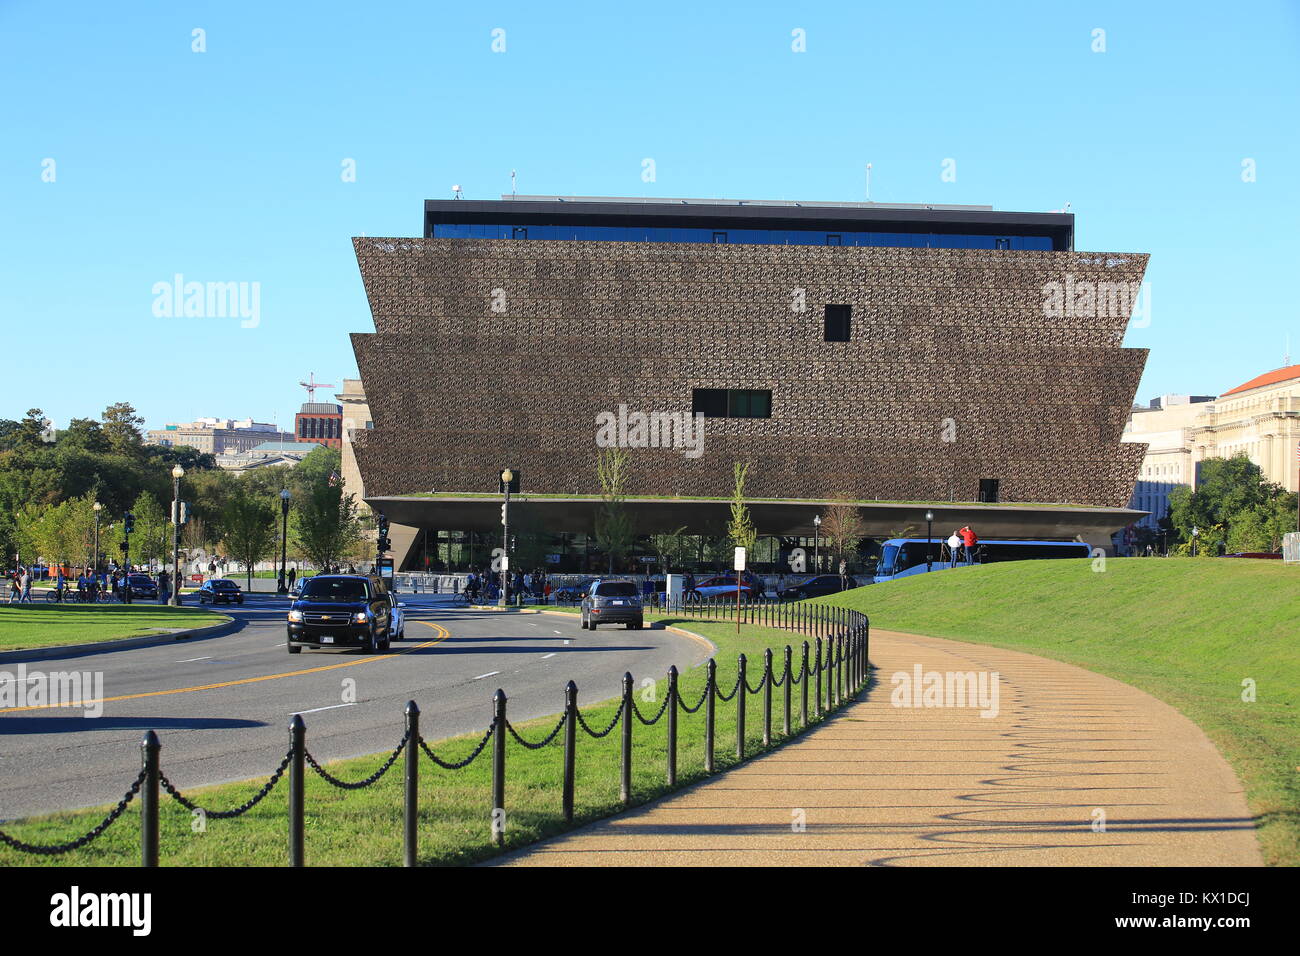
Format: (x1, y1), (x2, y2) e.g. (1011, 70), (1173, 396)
(727, 461), (757, 556)
(1168, 454), (1296, 552)
(220, 488), (278, 589)
(594, 448), (634, 573)
(62, 418), (110, 453)
(129, 492), (170, 568)
(292, 481), (363, 572)
(821, 498), (866, 569)
(101, 402), (145, 458)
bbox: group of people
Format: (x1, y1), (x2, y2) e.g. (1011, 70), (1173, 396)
(943, 525), (980, 565)
(5, 567), (33, 603)
(463, 567), (555, 604)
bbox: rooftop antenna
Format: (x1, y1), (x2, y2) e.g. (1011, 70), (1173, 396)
(510, 169), (517, 197)
(865, 163), (872, 201)
(452, 184), (464, 200)
(299, 373), (335, 403)
(1286, 333), (1291, 368)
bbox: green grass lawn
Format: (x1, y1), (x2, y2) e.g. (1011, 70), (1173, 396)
(0, 611), (854, 866)
(816, 557), (1300, 866)
(0, 605), (231, 651)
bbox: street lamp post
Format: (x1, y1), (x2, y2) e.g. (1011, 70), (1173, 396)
(499, 469), (512, 608)
(925, 510), (934, 573)
(278, 489), (291, 594)
(813, 514), (821, 574)
(92, 502), (102, 583)
(170, 465), (184, 605)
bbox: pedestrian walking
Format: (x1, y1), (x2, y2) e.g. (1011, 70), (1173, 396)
(7, 571), (18, 604)
(946, 531), (961, 568)
(20, 567), (33, 603)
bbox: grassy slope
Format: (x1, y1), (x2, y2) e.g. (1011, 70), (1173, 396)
(817, 558), (1300, 866)
(0, 612), (848, 866)
(0, 605), (230, 651)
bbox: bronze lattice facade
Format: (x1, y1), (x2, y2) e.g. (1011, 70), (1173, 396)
(349, 201), (1147, 516)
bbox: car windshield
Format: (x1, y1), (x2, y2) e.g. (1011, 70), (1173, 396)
(212, 580), (237, 588)
(878, 545), (899, 575)
(301, 578), (368, 602)
(129, 576), (152, 585)
(595, 582), (638, 597)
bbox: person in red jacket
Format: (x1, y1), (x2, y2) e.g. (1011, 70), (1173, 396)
(958, 525), (978, 565)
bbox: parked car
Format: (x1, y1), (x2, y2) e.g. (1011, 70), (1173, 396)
(689, 574), (762, 601)
(553, 577), (596, 604)
(197, 578), (244, 605)
(126, 574), (159, 600)
(780, 574), (861, 601)
(581, 579), (643, 630)
(286, 574), (394, 654)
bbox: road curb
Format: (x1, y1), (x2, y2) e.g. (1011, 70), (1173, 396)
(0, 616), (238, 664)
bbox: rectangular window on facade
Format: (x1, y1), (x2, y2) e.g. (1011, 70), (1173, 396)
(692, 388), (728, 418)
(691, 388), (772, 418)
(824, 304), (851, 342)
(826, 234), (842, 246)
(994, 237), (1011, 250)
(512, 227), (528, 239)
(979, 478), (1000, 503)
(728, 389), (772, 418)
(712, 232), (728, 244)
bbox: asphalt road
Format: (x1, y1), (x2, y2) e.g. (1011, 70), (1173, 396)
(0, 597), (712, 819)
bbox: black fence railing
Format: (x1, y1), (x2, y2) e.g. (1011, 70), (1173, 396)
(0, 602), (869, 866)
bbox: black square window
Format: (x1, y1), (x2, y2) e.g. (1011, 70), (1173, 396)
(712, 232), (728, 244)
(824, 304), (851, 342)
(692, 388), (728, 417)
(979, 478), (1000, 503)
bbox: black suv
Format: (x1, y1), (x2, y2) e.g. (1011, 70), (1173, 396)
(287, 574), (394, 654)
(580, 579), (643, 630)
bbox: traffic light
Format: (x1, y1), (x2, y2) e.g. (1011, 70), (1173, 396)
(119, 542), (128, 553)
(124, 512), (135, 534)
(376, 512), (389, 536)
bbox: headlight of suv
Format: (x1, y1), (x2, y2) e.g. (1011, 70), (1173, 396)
(353, 611), (369, 624)
(287, 609), (303, 623)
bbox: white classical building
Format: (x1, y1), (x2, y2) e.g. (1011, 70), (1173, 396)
(1121, 364), (1300, 532)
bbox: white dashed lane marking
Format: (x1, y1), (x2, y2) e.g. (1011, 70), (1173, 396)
(472, 671), (501, 681)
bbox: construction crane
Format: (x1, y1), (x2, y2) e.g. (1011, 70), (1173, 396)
(299, 373), (335, 403)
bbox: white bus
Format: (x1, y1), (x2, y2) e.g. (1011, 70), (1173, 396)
(873, 537), (1092, 584)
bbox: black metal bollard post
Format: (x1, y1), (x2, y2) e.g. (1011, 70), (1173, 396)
(704, 658), (716, 773)
(404, 701), (419, 867)
(736, 654), (747, 761)
(836, 635), (844, 706)
(140, 731), (160, 868)
(620, 672), (633, 806)
(762, 648), (773, 747)
(814, 637), (823, 717)
(782, 644), (792, 736)
(563, 681), (577, 823)
(800, 641), (810, 728)
(289, 714), (305, 867)
(492, 689), (507, 846)
(666, 666), (679, 787)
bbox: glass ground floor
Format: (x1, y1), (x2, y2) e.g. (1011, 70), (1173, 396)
(405, 528), (880, 577)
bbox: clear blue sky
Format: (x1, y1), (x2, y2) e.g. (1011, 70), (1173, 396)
(3, 0), (1298, 431)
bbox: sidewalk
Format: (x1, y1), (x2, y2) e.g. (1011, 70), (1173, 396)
(492, 629), (1262, 866)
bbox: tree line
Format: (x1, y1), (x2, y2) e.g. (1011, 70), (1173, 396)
(1, 405), (369, 583)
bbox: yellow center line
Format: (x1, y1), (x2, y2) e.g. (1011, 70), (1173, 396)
(0, 619), (451, 714)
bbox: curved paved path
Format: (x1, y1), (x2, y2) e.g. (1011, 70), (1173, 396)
(493, 629), (1262, 866)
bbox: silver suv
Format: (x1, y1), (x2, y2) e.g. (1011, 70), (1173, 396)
(580, 579), (643, 630)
